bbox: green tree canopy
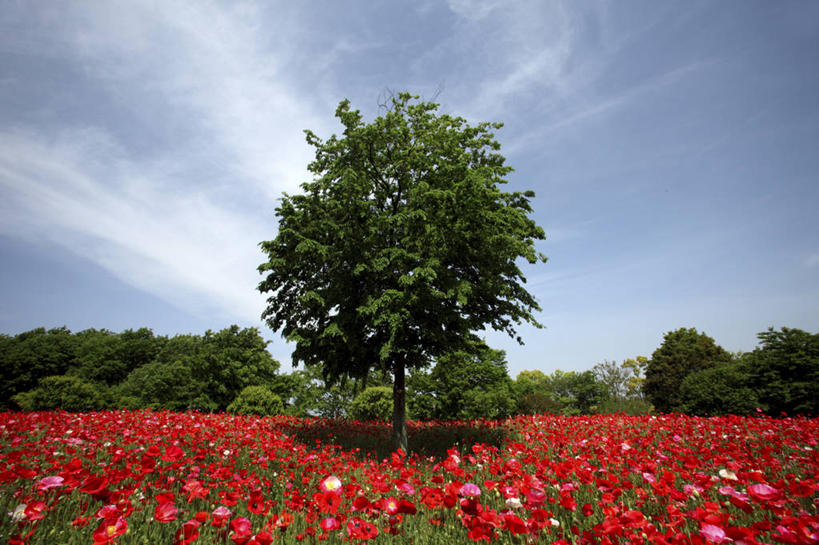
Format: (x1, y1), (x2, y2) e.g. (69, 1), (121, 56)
(191, 325), (280, 411)
(116, 359), (200, 411)
(72, 327), (162, 385)
(410, 341), (516, 421)
(258, 92), (546, 450)
(644, 327), (733, 413)
(0, 327), (78, 410)
(743, 327), (819, 415)
(678, 363), (759, 416)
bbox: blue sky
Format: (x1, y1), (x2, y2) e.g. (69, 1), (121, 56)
(1, 1), (817, 377)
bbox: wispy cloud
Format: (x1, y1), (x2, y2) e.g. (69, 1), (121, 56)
(0, 2), (336, 324)
(55, 2), (329, 200)
(505, 59), (716, 155)
(438, 0), (577, 121)
(0, 128), (268, 321)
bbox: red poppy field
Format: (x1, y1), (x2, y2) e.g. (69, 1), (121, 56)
(1, 411), (817, 544)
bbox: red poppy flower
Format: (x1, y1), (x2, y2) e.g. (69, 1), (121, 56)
(154, 501), (178, 523)
(182, 479), (209, 502)
(397, 499), (417, 515)
(81, 475), (109, 496)
(231, 517), (253, 545)
(252, 531), (274, 545)
(162, 445), (185, 462)
(92, 516), (128, 544)
(503, 513), (528, 535)
(175, 519), (201, 545)
(383, 496), (399, 515)
(212, 506), (232, 527)
(353, 495), (370, 510)
(347, 517), (378, 540)
(155, 492), (175, 505)
(421, 488), (443, 509)
(24, 501), (47, 521)
(318, 491), (341, 514)
(559, 493), (576, 512)
(248, 489), (269, 515)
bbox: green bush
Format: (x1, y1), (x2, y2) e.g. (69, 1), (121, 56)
(518, 392), (563, 414)
(117, 359), (204, 411)
(227, 385), (283, 416)
(595, 397), (654, 415)
(679, 363), (759, 416)
(350, 386), (393, 421)
(13, 375), (111, 412)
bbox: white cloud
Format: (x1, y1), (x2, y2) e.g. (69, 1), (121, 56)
(52, 2), (330, 199)
(0, 2), (342, 325)
(446, 0), (506, 21)
(0, 128), (268, 321)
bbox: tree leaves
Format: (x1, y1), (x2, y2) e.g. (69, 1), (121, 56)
(258, 92), (547, 378)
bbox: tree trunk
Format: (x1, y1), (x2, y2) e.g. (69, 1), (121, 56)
(392, 357), (408, 453)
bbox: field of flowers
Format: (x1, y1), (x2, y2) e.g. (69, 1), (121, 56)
(1, 410), (817, 544)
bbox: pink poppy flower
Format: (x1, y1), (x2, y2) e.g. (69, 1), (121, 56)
(748, 483), (781, 502)
(37, 476), (64, 491)
(701, 524), (732, 543)
(459, 483), (481, 497)
(319, 475), (342, 493)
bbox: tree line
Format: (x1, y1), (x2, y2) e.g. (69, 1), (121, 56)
(644, 326), (818, 416)
(1, 324), (814, 417)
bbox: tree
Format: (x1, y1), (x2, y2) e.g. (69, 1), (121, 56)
(621, 356), (648, 400)
(644, 328), (732, 413)
(743, 327), (818, 415)
(567, 370), (608, 414)
(258, 93), (546, 451)
(592, 357), (653, 414)
(426, 342), (516, 420)
(116, 359), (200, 411)
(513, 370), (550, 398)
(191, 326), (281, 411)
(0, 327), (78, 409)
(72, 328), (162, 386)
(592, 359), (631, 400)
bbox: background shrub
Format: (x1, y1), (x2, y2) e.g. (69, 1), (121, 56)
(350, 386), (393, 421)
(13, 375), (111, 412)
(595, 397), (654, 415)
(227, 385), (283, 416)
